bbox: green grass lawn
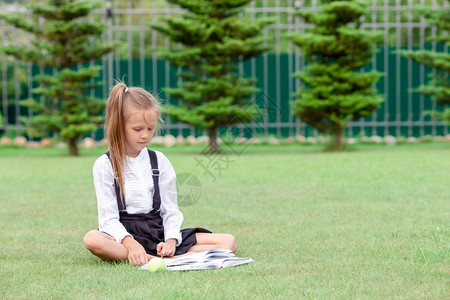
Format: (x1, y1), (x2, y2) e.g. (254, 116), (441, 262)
(0, 143), (449, 299)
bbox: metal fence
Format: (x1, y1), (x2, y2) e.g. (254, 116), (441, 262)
(1, 0), (449, 139)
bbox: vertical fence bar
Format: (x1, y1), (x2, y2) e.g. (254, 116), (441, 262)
(407, 0), (413, 137)
(151, 5), (158, 94)
(114, 0), (120, 82)
(0, 16), (6, 133)
(263, 0), (269, 136)
(177, 45), (186, 138)
(419, 0), (425, 136)
(25, 9), (33, 127)
(11, 23), (19, 134)
(369, 0), (377, 137)
(238, 3), (244, 137)
(294, 0), (306, 137)
(275, 0), (281, 138)
(444, 1), (449, 135)
(250, 0), (257, 138)
(287, 0), (294, 137)
(1, 54), (7, 132)
(164, 0), (172, 136)
(14, 61), (20, 132)
(383, 0), (389, 136)
(88, 11), (96, 139)
(152, 2), (160, 129)
(127, 2), (133, 84)
(139, 14), (145, 87)
(104, 0), (113, 96)
(431, 0), (437, 136)
(395, 0), (401, 137)
(27, 61), (32, 121)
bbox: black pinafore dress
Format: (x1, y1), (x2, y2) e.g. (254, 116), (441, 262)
(106, 150), (211, 256)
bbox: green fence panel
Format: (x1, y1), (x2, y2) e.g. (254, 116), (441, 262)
(3, 45), (449, 140)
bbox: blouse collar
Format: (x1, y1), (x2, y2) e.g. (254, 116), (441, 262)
(126, 148), (148, 163)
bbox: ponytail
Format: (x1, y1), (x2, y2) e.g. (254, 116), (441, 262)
(105, 82), (128, 203)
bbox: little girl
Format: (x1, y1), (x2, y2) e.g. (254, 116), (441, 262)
(83, 83), (237, 266)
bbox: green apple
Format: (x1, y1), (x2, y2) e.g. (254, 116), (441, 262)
(147, 257), (166, 273)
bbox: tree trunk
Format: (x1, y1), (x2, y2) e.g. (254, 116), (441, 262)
(68, 138), (79, 156)
(208, 126), (218, 153)
(330, 123), (345, 151)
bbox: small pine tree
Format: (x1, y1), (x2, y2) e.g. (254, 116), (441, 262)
(288, 0), (384, 151)
(151, 0), (274, 152)
(399, 6), (449, 125)
(0, 0), (115, 155)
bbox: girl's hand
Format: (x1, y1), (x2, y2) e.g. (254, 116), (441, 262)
(122, 236), (148, 265)
(157, 239), (176, 257)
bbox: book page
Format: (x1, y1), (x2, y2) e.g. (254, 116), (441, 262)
(165, 257), (254, 271)
(220, 257), (254, 268)
(163, 249), (234, 267)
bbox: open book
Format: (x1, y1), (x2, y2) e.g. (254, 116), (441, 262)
(141, 248), (254, 271)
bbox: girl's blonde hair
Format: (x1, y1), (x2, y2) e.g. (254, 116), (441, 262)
(105, 82), (162, 202)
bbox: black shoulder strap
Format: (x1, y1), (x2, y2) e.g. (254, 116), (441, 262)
(105, 151), (126, 212)
(148, 149), (161, 213)
(105, 150), (161, 213)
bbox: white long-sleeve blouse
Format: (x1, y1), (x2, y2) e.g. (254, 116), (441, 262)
(93, 148), (183, 244)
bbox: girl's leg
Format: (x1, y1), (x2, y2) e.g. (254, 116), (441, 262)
(83, 230), (155, 262)
(187, 233), (237, 254)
